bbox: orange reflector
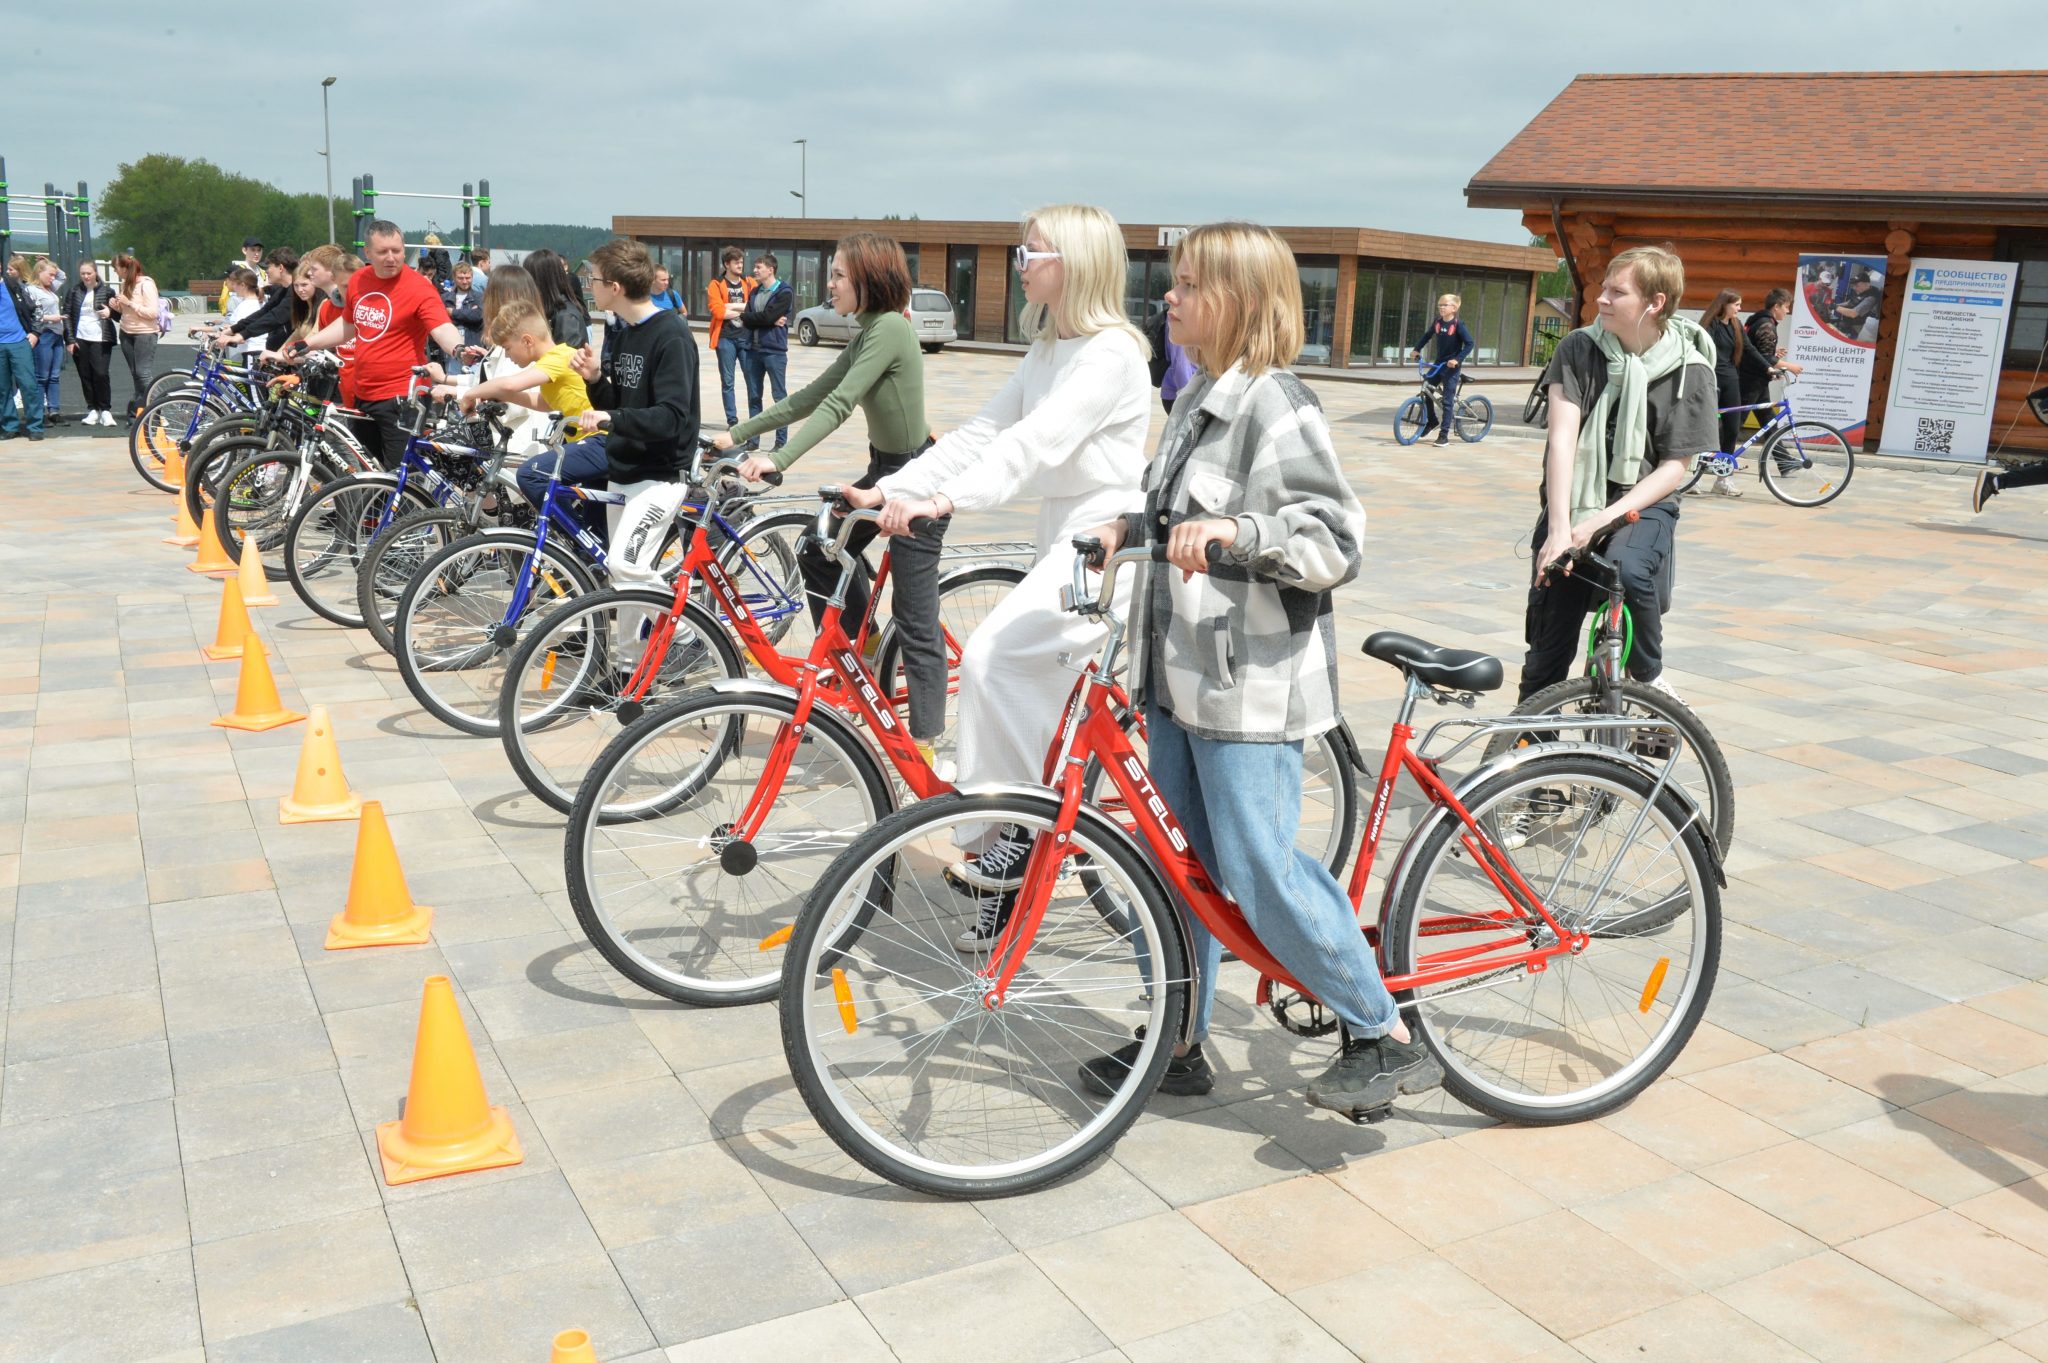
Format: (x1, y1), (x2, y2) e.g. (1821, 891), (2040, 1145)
(759, 924), (792, 952)
(539, 651), (558, 690)
(832, 968), (857, 1033)
(1638, 956), (1672, 1014)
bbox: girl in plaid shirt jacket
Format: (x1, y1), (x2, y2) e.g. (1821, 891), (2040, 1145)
(1075, 222), (1442, 1119)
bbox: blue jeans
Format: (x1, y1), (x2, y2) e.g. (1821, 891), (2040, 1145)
(514, 436), (610, 539)
(32, 331), (65, 415)
(1425, 369), (1461, 436)
(740, 347), (788, 446)
(0, 339), (44, 435)
(715, 335), (745, 427)
(1145, 701), (1398, 1042)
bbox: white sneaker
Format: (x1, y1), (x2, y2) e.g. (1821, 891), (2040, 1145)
(79, 410), (97, 427)
(99, 410), (116, 426)
(1643, 673), (1686, 705)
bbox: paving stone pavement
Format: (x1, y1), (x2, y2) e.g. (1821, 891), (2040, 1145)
(4, 343), (2048, 1363)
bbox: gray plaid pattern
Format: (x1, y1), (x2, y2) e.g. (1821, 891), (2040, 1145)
(1126, 366), (1365, 743)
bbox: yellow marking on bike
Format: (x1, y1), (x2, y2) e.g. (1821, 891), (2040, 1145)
(1638, 957), (1671, 1014)
(759, 924), (793, 952)
(831, 968), (858, 1033)
(1818, 480), (1836, 494)
(540, 570), (568, 598)
(539, 651), (558, 690)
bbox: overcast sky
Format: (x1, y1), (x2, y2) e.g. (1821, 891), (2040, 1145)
(13, 1), (2047, 247)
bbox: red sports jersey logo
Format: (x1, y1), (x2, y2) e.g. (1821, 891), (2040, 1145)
(353, 292), (392, 339)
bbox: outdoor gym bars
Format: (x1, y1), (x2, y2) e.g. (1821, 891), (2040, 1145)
(0, 157), (93, 275)
(349, 174), (492, 253)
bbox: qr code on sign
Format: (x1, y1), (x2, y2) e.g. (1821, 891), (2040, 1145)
(1916, 417), (1956, 454)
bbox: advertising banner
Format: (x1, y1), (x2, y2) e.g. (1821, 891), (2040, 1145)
(1878, 258), (2019, 462)
(1785, 254), (1886, 443)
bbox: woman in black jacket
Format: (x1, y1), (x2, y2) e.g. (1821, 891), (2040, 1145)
(1700, 289), (1746, 497)
(61, 260), (118, 425)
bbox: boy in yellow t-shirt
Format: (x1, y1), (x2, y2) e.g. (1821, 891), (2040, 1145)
(436, 300), (591, 418)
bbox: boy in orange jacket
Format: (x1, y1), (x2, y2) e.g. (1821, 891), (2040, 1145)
(706, 245), (754, 429)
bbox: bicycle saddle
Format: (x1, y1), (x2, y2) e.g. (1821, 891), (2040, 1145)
(1362, 631), (1504, 692)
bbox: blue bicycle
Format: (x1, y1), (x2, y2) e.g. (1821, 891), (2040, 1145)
(130, 339), (272, 492)
(1394, 359), (1493, 445)
(390, 432), (811, 737)
(1684, 375), (1855, 508)
(281, 370), (524, 630)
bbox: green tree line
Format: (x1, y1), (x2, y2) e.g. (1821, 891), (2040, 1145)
(99, 155), (607, 288)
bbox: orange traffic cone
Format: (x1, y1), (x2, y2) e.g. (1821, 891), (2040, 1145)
(164, 495), (202, 547)
(188, 507), (236, 575)
(162, 441), (187, 490)
(550, 1330), (599, 1363)
(325, 801), (431, 948)
(375, 974), (523, 1185)
(279, 706), (364, 824)
(201, 577), (254, 661)
(210, 635), (305, 732)
(236, 533), (278, 607)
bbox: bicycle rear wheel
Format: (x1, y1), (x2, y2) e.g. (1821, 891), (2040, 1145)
(567, 689), (894, 1005)
(393, 530), (598, 736)
(1455, 394), (1494, 442)
(1521, 378), (1549, 429)
(358, 508), (467, 654)
(706, 508), (812, 653)
(780, 791), (1186, 1198)
(1386, 752), (1720, 1125)
(1393, 395), (1430, 446)
(283, 474), (427, 628)
(500, 588), (744, 813)
(1483, 676), (1735, 857)
(873, 562), (1026, 771)
(1761, 420), (1854, 507)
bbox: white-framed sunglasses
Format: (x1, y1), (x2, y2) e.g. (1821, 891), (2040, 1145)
(1014, 245), (1062, 273)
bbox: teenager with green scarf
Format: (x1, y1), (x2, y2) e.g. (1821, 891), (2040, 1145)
(1519, 245), (1719, 703)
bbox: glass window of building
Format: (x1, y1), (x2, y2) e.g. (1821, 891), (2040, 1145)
(948, 245), (977, 340)
(1999, 232), (2048, 366)
(1298, 257), (1339, 365)
(1375, 268), (1409, 365)
(793, 248), (824, 313)
(1006, 256), (1029, 344)
(1350, 268), (1382, 364)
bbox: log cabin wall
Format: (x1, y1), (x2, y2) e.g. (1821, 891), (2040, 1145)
(1521, 204), (2048, 455)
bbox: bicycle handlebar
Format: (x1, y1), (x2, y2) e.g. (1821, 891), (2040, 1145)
(1537, 509), (1638, 584)
(812, 485), (933, 549)
(1067, 534), (1221, 616)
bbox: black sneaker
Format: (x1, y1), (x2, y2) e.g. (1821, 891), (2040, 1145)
(1305, 1024), (1442, 1118)
(1974, 469), (2000, 515)
(1078, 1027), (1214, 1098)
(949, 884), (1015, 955)
(1433, 434), (1451, 447)
(945, 825), (1034, 893)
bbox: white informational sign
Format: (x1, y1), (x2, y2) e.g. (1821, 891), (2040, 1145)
(1878, 258), (2019, 462)
(1785, 253), (1887, 444)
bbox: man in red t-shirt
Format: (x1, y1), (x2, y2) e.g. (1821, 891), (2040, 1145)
(302, 219), (460, 465)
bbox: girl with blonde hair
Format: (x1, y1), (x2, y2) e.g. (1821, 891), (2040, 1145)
(848, 203), (1153, 944)
(1069, 221), (1435, 1112)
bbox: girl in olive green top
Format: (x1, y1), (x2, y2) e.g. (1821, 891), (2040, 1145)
(710, 233), (947, 743)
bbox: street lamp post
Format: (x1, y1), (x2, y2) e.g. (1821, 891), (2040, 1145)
(793, 138), (807, 219)
(320, 77), (338, 243)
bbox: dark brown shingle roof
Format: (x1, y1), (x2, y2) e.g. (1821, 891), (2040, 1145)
(1467, 72), (2048, 209)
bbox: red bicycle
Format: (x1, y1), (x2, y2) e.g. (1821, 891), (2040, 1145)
(778, 538), (1723, 1197)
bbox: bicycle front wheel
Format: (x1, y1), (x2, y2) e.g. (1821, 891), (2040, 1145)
(708, 508), (813, 653)
(212, 449), (326, 571)
(1455, 393), (1494, 442)
(567, 689), (894, 1005)
(131, 392), (221, 492)
(1761, 420), (1854, 507)
(282, 474), (426, 627)
(1483, 676), (1735, 857)
(394, 531), (598, 736)
(500, 588), (744, 813)
(1386, 752), (1720, 1125)
(781, 791), (1186, 1198)
(1521, 378), (1549, 429)
(1393, 396), (1430, 446)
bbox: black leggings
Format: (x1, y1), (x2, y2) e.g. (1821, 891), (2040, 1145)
(1716, 370), (1744, 454)
(1990, 462), (2048, 493)
(797, 439), (950, 740)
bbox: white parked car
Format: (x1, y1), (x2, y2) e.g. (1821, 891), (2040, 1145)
(793, 287), (958, 353)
